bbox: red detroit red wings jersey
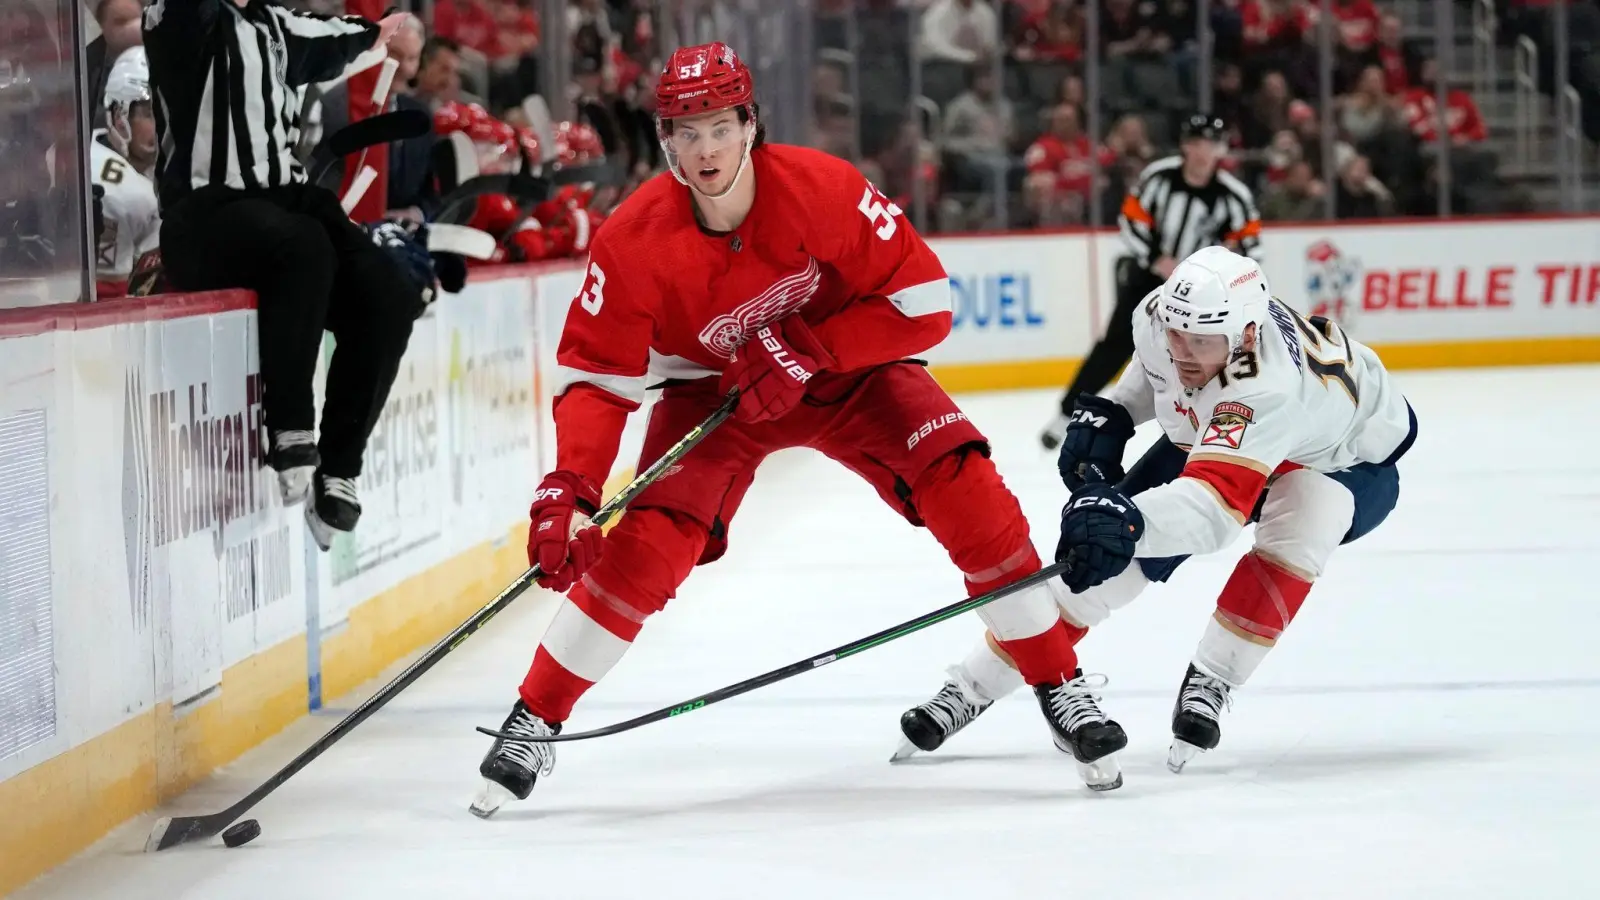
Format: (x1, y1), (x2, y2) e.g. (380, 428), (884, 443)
(552, 144), (953, 486)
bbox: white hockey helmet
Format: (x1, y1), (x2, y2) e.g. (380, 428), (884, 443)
(103, 46), (151, 153)
(1157, 246), (1271, 353)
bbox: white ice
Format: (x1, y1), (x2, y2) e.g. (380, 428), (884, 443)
(18, 365), (1600, 900)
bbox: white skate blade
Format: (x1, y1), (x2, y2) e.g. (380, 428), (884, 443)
(305, 502), (335, 551)
(278, 466), (314, 506)
(1076, 754), (1124, 792)
(889, 737), (921, 763)
(468, 779), (517, 819)
(1167, 739), (1204, 774)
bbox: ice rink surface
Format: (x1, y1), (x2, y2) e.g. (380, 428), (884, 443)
(17, 365), (1600, 900)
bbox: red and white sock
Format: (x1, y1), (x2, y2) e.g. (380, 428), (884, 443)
(1197, 551), (1313, 686)
(968, 545), (1083, 685)
(519, 577), (647, 723)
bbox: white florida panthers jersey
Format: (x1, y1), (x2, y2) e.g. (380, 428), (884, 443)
(1105, 290), (1415, 558)
(90, 135), (161, 284)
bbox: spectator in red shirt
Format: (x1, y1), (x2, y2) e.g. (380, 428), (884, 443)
(1024, 103), (1096, 224)
(1403, 58), (1487, 145)
(1015, 0), (1084, 63)
(1239, 0), (1304, 54)
(1300, 0), (1382, 90)
(433, 0), (502, 58)
(1375, 14), (1411, 93)
(1332, 0), (1380, 53)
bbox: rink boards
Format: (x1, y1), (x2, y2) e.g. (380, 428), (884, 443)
(0, 214), (1596, 894)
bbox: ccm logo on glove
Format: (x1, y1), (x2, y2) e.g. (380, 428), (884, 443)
(1068, 493), (1131, 516)
(1069, 409), (1108, 428)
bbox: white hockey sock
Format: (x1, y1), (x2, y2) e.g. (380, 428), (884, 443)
(1052, 562), (1151, 628)
(1193, 614), (1274, 688)
(958, 634), (1027, 702)
(540, 598), (634, 684)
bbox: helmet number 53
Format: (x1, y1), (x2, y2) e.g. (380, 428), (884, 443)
(857, 184), (903, 241)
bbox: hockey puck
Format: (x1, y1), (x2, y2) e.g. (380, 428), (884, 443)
(221, 819), (261, 848)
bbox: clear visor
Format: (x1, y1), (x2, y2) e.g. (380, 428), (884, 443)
(1165, 328), (1231, 367)
(660, 115), (747, 158)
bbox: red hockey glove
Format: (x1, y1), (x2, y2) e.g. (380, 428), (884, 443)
(719, 316), (837, 423)
(527, 470), (605, 593)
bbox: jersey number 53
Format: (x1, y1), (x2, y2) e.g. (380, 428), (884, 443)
(857, 183), (904, 241)
(578, 261), (606, 315)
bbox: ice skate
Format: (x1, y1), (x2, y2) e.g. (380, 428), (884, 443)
(1168, 663), (1232, 773)
(269, 429), (318, 505)
(470, 700), (559, 818)
(892, 667), (993, 762)
(305, 473), (361, 551)
(1039, 412), (1070, 451)
(1034, 671), (1126, 791)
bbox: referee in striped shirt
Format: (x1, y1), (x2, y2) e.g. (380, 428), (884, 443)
(144, 0), (412, 543)
(1041, 114), (1263, 449)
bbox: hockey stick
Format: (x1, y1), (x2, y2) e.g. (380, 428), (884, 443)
(475, 559), (1071, 744)
(307, 108), (433, 186)
(145, 391), (741, 851)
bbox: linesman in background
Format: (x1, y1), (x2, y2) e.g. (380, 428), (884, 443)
(1041, 114), (1262, 449)
(143, 0), (419, 547)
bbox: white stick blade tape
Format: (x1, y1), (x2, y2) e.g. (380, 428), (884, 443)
(341, 165), (377, 213)
(371, 57), (399, 105)
(427, 224), (498, 261)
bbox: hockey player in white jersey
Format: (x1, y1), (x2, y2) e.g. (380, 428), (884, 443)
(90, 47), (161, 297)
(896, 245), (1417, 778)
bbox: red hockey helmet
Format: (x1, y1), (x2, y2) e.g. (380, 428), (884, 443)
(469, 193), (522, 237)
(654, 42), (760, 198)
(433, 100), (473, 135)
(655, 42), (753, 121)
(554, 121), (604, 167)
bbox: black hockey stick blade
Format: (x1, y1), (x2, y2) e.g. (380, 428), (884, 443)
(308, 109), (435, 187)
(326, 108), (432, 157)
(146, 392), (739, 851)
(475, 558), (1072, 744)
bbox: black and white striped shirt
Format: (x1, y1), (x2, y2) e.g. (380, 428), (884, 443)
(1118, 156), (1262, 271)
(142, 0), (378, 207)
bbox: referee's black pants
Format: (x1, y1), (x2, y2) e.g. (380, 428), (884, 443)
(160, 182), (420, 479)
(1058, 258), (1166, 416)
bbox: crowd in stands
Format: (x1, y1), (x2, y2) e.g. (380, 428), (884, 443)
(810, 0), (1593, 231)
(3, 0), (1594, 305)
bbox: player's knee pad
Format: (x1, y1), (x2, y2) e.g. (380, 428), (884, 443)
(1050, 562), (1150, 628)
(910, 449), (1034, 592)
(579, 507), (708, 626)
(1252, 469), (1356, 580)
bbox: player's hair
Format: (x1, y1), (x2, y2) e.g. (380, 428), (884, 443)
(659, 103), (766, 149)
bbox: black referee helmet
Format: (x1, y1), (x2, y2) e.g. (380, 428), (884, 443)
(1180, 113), (1227, 143)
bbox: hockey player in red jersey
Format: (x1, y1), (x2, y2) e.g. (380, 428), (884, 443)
(470, 42), (1126, 817)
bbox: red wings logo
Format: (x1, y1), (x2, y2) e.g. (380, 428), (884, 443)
(698, 258), (823, 357)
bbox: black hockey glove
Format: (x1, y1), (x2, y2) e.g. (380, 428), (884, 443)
(1056, 483), (1145, 594)
(1057, 394), (1136, 492)
(367, 219), (436, 318)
